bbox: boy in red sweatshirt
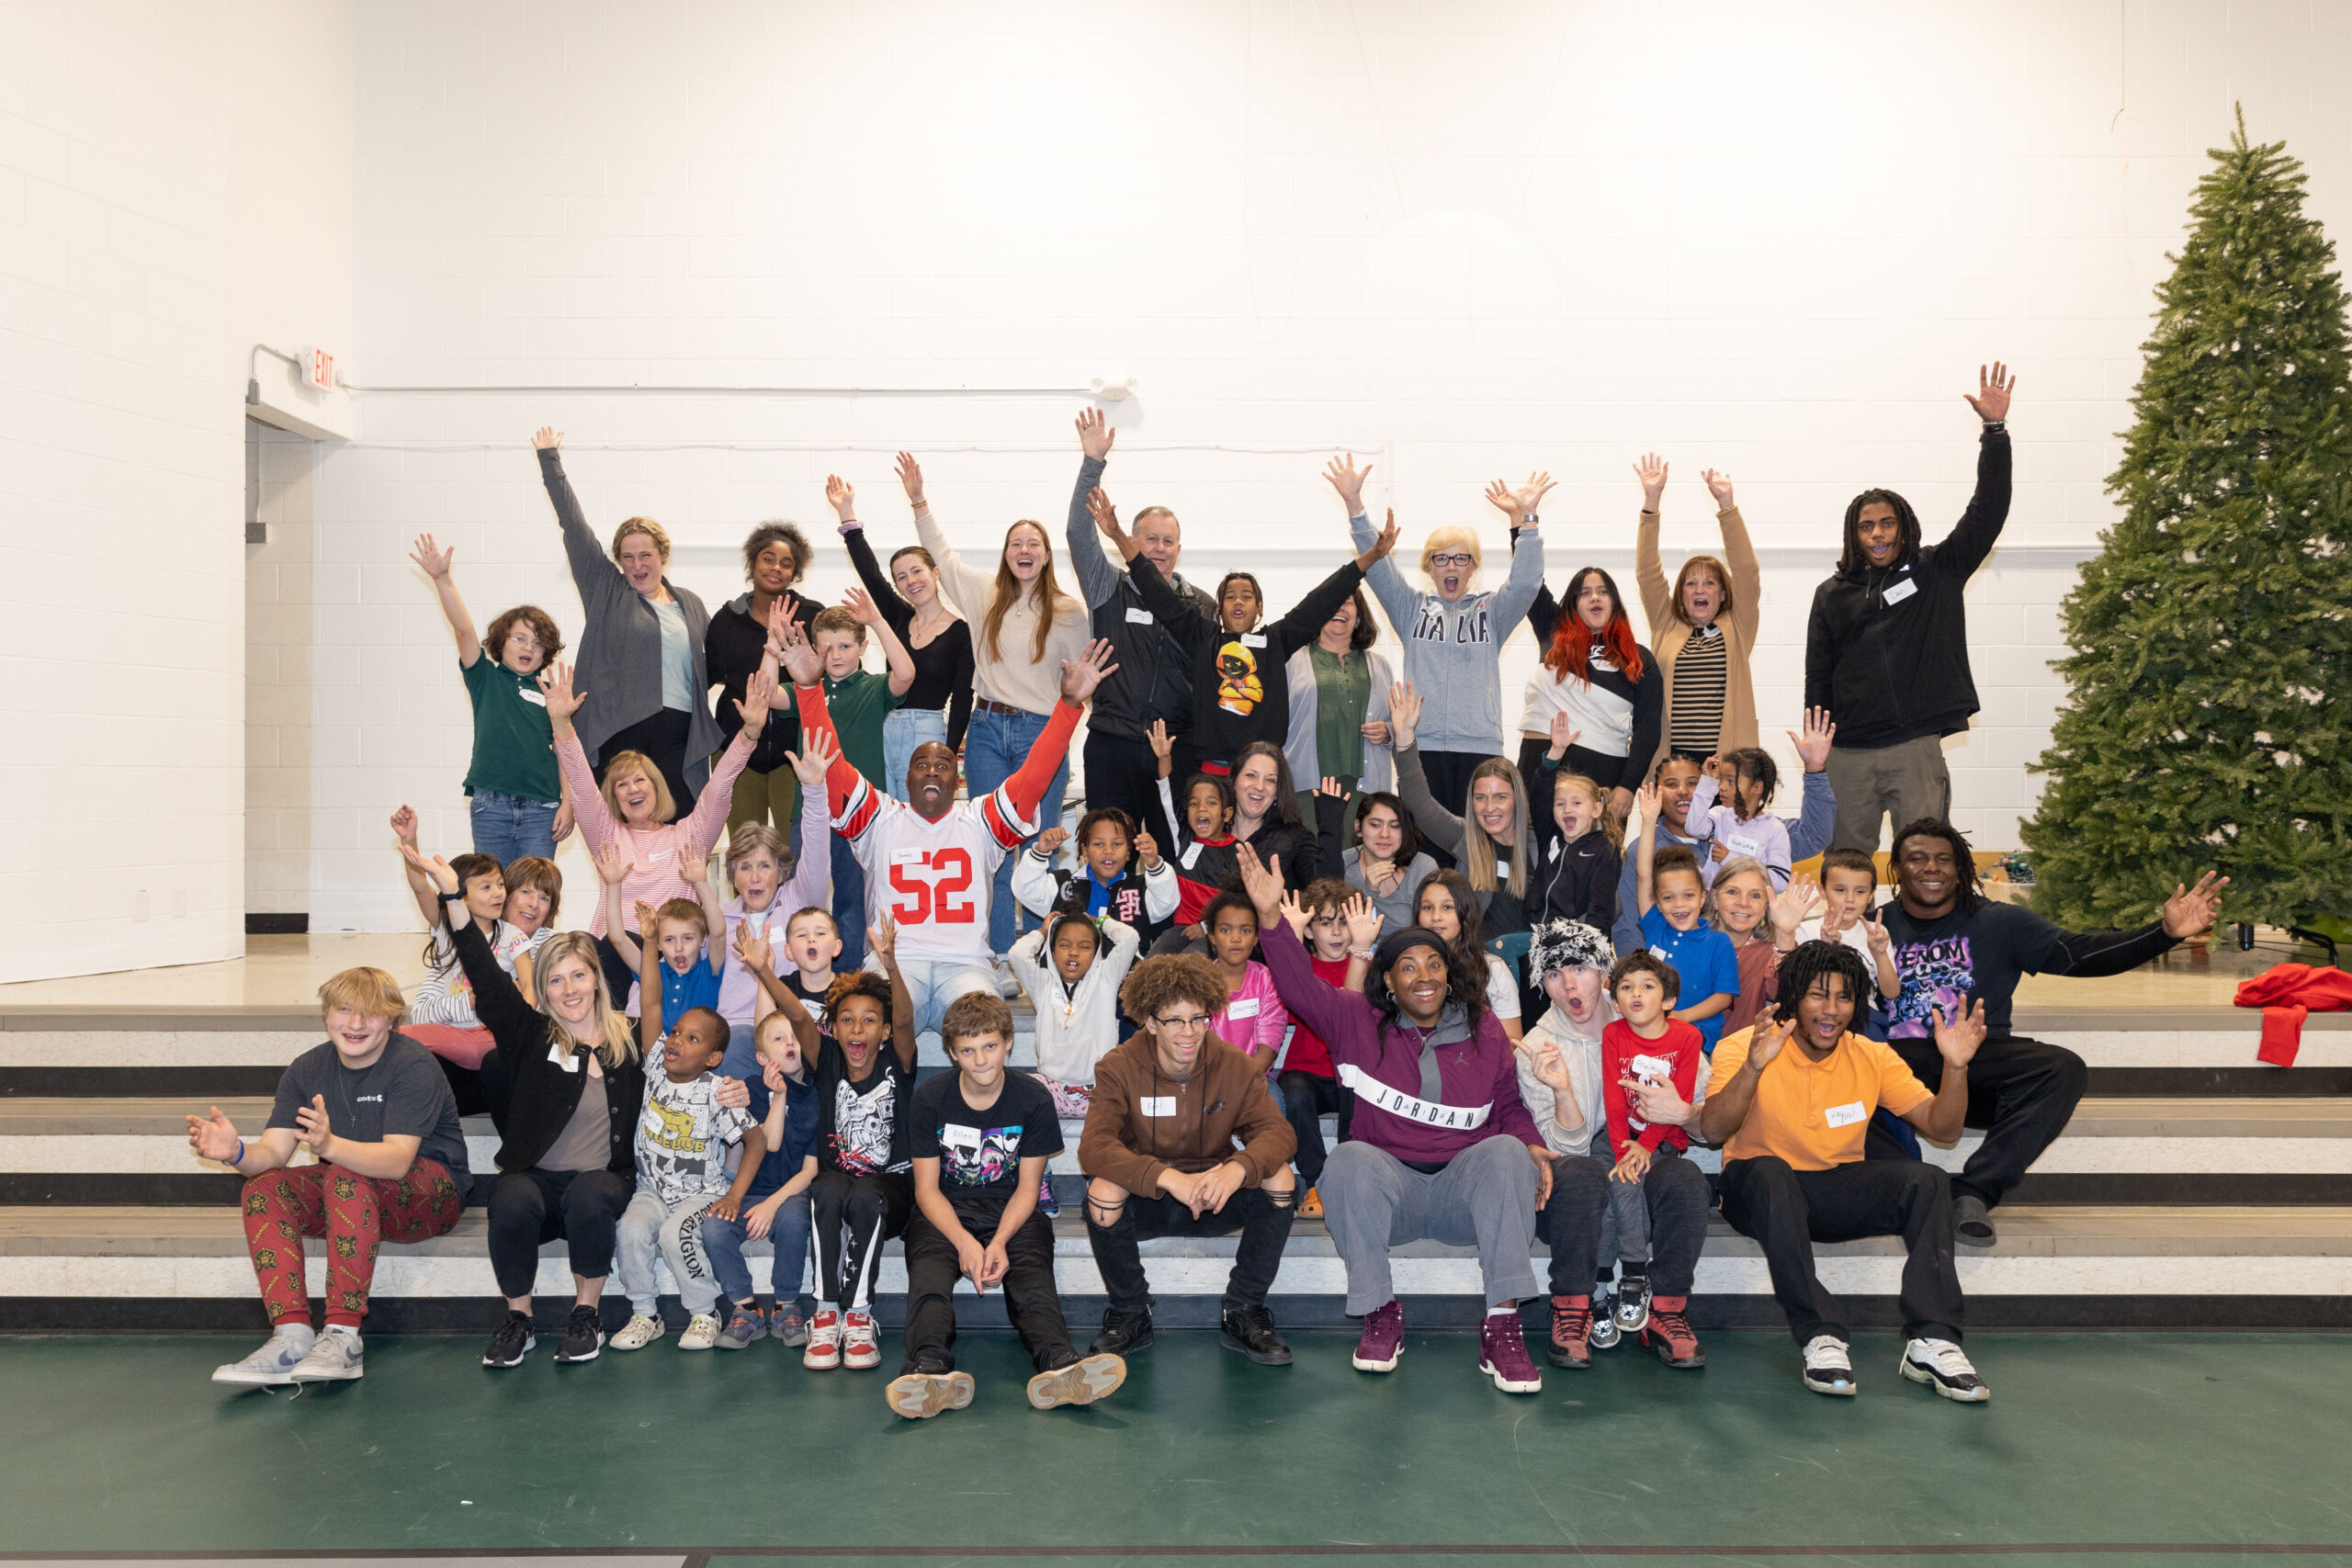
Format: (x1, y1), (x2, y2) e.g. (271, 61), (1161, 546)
(1594, 950), (1703, 1346)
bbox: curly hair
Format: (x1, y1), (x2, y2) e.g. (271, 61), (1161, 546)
(1120, 953), (1227, 1024)
(1300, 876), (1355, 919)
(1770, 940), (1873, 1027)
(824, 969), (894, 1027)
(1200, 890), (1260, 937)
(1890, 818), (1984, 915)
(1839, 488), (1922, 574)
(741, 521), (813, 586)
(1608, 949), (1679, 1005)
(483, 604), (564, 667)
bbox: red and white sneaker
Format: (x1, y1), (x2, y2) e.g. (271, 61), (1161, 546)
(1352, 1299), (1405, 1372)
(802, 1308), (842, 1371)
(1478, 1311), (1544, 1394)
(842, 1309), (882, 1370)
(1641, 1295), (1706, 1370)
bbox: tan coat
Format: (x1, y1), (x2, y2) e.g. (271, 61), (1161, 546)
(1636, 503), (1761, 768)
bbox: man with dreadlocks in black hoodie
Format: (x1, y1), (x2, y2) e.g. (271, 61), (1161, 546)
(1804, 363), (2016, 852)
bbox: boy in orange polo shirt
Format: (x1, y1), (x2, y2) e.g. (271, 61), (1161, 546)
(1701, 942), (1989, 1403)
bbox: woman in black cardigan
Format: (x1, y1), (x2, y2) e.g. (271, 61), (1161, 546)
(830, 473), (976, 796)
(412, 848), (646, 1371)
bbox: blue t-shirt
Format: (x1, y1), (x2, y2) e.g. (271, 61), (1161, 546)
(1638, 908), (1741, 1053)
(654, 947), (725, 1028)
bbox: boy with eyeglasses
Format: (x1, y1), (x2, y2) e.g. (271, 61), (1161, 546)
(1078, 954), (1300, 1366)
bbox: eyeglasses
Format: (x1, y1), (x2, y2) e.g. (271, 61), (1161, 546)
(1427, 553), (1475, 568)
(1152, 1013), (1212, 1034)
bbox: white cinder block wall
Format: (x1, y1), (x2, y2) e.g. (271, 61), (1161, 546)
(0, 1), (352, 979)
(28, 0), (2327, 941)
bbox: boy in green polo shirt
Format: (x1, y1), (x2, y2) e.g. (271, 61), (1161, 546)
(813, 591), (915, 967)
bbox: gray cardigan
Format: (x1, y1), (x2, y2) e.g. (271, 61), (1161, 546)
(1282, 644), (1396, 795)
(537, 447), (723, 789)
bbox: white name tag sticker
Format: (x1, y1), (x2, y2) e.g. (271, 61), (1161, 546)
(1140, 1096), (1177, 1118)
(1239, 633), (1268, 649)
(519, 688), (548, 706)
(1180, 842), (1204, 870)
(1728, 835), (1762, 857)
(1629, 1054), (1672, 1081)
(1226, 997), (1260, 1020)
(942, 1124), (981, 1151)
(648, 848), (673, 863)
(1125, 606), (1154, 625)
(1882, 577), (1918, 607)
(889, 848), (927, 866)
(548, 1043), (582, 1073)
(1824, 1100), (1870, 1128)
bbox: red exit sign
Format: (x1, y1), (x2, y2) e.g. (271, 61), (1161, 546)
(302, 346), (337, 394)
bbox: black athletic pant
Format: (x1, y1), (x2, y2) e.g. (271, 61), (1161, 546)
(486, 1167), (633, 1301)
(1086, 725), (1194, 861)
(1865, 1033), (2087, 1210)
(1275, 1069), (1353, 1188)
(1540, 1149), (1709, 1298)
(1087, 1187), (1295, 1314)
(596, 706), (696, 816)
(1719, 1156), (1962, 1347)
(810, 1168), (912, 1313)
(902, 1199), (1075, 1374)
(592, 935), (637, 1013)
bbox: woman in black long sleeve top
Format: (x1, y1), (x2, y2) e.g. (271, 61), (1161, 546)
(833, 479), (977, 798)
(706, 523), (820, 838)
(435, 862), (647, 1371)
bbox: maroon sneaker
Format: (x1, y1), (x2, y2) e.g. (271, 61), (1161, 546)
(1351, 1300), (1404, 1372)
(1479, 1311), (1543, 1393)
(1546, 1294), (1593, 1370)
(1642, 1295), (1706, 1370)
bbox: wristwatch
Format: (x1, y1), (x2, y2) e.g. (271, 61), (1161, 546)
(436, 888), (467, 903)
(1982, 420), (2006, 434)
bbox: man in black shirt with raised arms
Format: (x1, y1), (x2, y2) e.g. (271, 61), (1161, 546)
(1871, 818), (2228, 1246)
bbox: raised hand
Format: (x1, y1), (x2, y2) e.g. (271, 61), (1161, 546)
(1634, 452), (1668, 511)
(634, 899), (660, 935)
(736, 668), (775, 734)
(786, 726), (837, 788)
(537, 661), (586, 720)
(1386, 682), (1421, 748)
(840, 584), (882, 626)
(1233, 842), (1285, 927)
(894, 450), (926, 507)
(731, 919), (774, 976)
(1323, 453), (1372, 513)
(1702, 468), (1736, 511)
(1034, 826), (1070, 861)
(187, 1105), (243, 1164)
(825, 474), (855, 521)
(867, 913), (899, 967)
(1524, 1038), (1571, 1091)
(1770, 873), (1823, 938)
(1277, 890), (1312, 940)
(390, 805), (419, 848)
(1863, 909), (1894, 963)
(1502, 469), (1557, 518)
(1790, 706), (1836, 772)
(1085, 487), (1132, 552)
(1342, 891), (1384, 949)
(2161, 872), (2230, 939)
(1317, 774), (1348, 801)
(1931, 998), (1989, 1068)
(1963, 361), (2016, 423)
(1146, 718), (1172, 765)
(408, 533), (455, 580)
(1546, 711), (1580, 760)
(1135, 829), (1161, 869)
(1355, 509), (1401, 568)
(1057, 637), (1120, 705)
(678, 840), (709, 886)
(1076, 406), (1114, 461)
(1747, 1012), (1795, 1070)
(774, 616), (822, 686)
(1635, 779), (1662, 827)
(592, 843), (634, 886)
(400, 844), (460, 895)
(532, 426), (561, 451)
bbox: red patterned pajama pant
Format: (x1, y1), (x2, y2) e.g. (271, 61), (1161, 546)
(241, 1159), (463, 1326)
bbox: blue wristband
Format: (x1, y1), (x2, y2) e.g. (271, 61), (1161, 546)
(229, 1138), (245, 1169)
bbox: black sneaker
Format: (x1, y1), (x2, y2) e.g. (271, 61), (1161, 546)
(553, 1303), (604, 1363)
(1218, 1303), (1294, 1366)
(482, 1310), (535, 1370)
(1091, 1303), (1155, 1357)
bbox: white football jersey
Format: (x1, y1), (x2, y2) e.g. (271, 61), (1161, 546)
(833, 773), (1032, 964)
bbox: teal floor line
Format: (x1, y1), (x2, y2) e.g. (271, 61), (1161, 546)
(0, 1333), (2347, 1558)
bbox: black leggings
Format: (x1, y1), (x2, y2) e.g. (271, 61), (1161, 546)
(1275, 1069), (1353, 1188)
(486, 1166), (633, 1301)
(810, 1168), (912, 1313)
(597, 707), (696, 815)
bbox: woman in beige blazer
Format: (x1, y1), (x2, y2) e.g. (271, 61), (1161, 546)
(1633, 454), (1761, 768)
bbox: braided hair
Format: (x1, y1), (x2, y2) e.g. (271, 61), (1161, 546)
(1770, 940), (1873, 1028)
(1890, 818), (1985, 915)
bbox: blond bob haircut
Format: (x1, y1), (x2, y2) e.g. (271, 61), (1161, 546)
(319, 966), (405, 1021)
(533, 931), (640, 1068)
(1419, 526), (1483, 585)
(598, 749), (677, 826)
(611, 515), (673, 564)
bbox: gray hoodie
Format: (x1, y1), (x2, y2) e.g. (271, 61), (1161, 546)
(1350, 511), (1545, 754)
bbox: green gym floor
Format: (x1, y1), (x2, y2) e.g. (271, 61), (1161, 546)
(3, 1331), (2348, 1565)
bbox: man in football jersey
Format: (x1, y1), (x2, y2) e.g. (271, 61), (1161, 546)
(781, 621), (1118, 1038)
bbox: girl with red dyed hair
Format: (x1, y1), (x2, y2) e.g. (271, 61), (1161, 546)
(1517, 566), (1661, 859)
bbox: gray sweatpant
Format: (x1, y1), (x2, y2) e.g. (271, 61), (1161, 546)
(616, 1190), (724, 1317)
(1320, 1134), (1541, 1314)
(1825, 734), (1951, 853)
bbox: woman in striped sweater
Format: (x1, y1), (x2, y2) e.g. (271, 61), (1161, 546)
(1632, 454), (1762, 769)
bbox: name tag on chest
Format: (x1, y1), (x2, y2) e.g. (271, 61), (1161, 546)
(1629, 1054), (1671, 1081)
(519, 688), (548, 706)
(1125, 607), (1154, 625)
(942, 1124), (982, 1151)
(1181, 843), (1204, 870)
(1239, 633), (1268, 649)
(1824, 1100), (1870, 1129)
(1882, 576), (1918, 607)
(1140, 1096), (1177, 1118)
(1728, 834), (1763, 857)
(1226, 998), (1260, 1020)
(889, 848), (927, 866)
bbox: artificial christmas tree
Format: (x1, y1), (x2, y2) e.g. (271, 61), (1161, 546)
(2023, 107), (2352, 931)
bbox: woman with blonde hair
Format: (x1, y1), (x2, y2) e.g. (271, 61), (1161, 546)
(407, 847), (649, 1371)
(1386, 683), (1536, 942)
(894, 451), (1091, 956)
(535, 426), (720, 813)
(1328, 454), (1550, 809)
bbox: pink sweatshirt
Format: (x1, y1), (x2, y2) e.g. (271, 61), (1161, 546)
(1212, 961), (1290, 1066)
(558, 728), (752, 938)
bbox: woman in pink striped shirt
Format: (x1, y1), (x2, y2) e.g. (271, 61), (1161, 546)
(542, 661), (776, 1002)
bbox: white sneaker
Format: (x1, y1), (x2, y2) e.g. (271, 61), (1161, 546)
(609, 1313), (666, 1352)
(1802, 1335), (1856, 1396)
(1589, 1286), (1622, 1350)
(992, 957), (1023, 998)
(1612, 1273), (1651, 1335)
(678, 1312), (722, 1350)
(211, 1325), (315, 1387)
(288, 1328), (365, 1382)
(1900, 1337), (1991, 1403)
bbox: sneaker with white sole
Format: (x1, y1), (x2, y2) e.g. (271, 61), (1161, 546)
(553, 1303), (605, 1363)
(1802, 1335), (1856, 1396)
(211, 1325), (316, 1387)
(716, 1303), (767, 1350)
(482, 1311), (536, 1369)
(609, 1314), (666, 1352)
(288, 1329), (365, 1383)
(842, 1309), (882, 1370)
(678, 1312), (722, 1350)
(888, 1353), (976, 1420)
(1612, 1273), (1652, 1335)
(803, 1308), (843, 1370)
(1900, 1337), (1991, 1403)
(1351, 1299), (1405, 1372)
(1477, 1313), (1544, 1394)
(772, 1299), (809, 1348)
(1026, 1352), (1126, 1410)
(1589, 1285), (1622, 1350)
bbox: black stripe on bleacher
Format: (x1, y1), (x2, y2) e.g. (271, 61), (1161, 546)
(2086, 1067), (2352, 1097)
(0, 1066), (287, 1098)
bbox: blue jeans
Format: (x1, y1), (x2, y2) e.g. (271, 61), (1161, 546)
(882, 706), (948, 803)
(831, 830), (867, 971)
(964, 705), (1069, 954)
(701, 1191), (813, 1303)
(468, 789), (559, 864)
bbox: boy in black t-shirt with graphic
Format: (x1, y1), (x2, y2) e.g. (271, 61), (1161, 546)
(888, 991), (1128, 1419)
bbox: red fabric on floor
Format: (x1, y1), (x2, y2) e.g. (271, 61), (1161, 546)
(2233, 963), (2352, 1068)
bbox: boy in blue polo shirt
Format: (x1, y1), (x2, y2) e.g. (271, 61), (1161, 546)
(600, 839), (727, 1021)
(1634, 783), (1739, 1052)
